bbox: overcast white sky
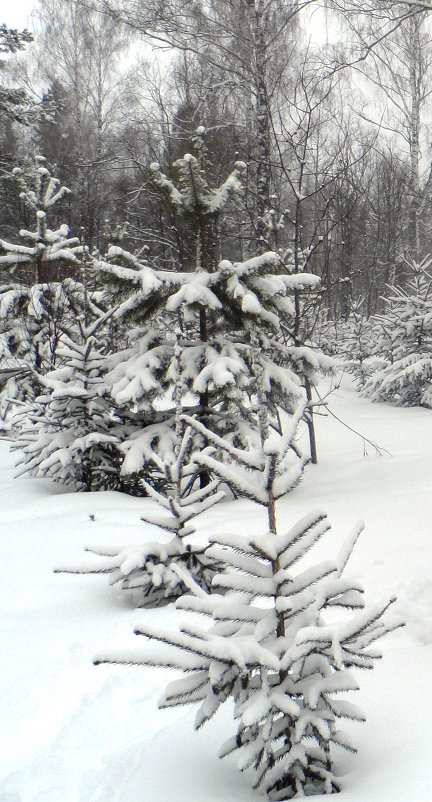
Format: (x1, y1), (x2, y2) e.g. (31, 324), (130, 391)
(2, 0), (36, 30)
(3, 1), (333, 35)
(2, 1), (335, 44)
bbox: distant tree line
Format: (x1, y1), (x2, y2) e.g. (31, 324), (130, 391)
(2, 1), (432, 317)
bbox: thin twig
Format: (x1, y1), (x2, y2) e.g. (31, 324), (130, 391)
(315, 382), (392, 457)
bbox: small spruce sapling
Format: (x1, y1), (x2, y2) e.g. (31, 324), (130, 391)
(12, 313), (122, 491)
(95, 347), (403, 798)
(0, 158), (84, 418)
(93, 138), (331, 487)
(100, 246), (324, 486)
(363, 258), (432, 406)
(338, 300), (374, 387)
(56, 334), (225, 604)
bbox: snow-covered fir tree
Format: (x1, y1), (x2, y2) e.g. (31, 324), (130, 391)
(338, 301), (374, 387)
(0, 158), (84, 420)
(93, 135), (332, 489)
(56, 320), (309, 605)
(0, 157), (81, 283)
(56, 333), (226, 602)
(313, 303), (374, 387)
(368, 313), (398, 369)
(311, 315), (342, 358)
(103, 248), (320, 479)
(58, 422), (226, 603)
(95, 366), (403, 798)
(11, 310), (125, 491)
(363, 258), (432, 406)
(54, 136), (334, 601)
(0, 23), (33, 124)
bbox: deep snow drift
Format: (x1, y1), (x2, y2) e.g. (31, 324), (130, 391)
(0, 376), (431, 802)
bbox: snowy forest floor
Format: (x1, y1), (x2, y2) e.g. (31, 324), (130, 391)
(1, 375), (431, 802)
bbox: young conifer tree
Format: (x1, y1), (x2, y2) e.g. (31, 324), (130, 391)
(57, 139), (329, 600)
(93, 133), (330, 487)
(363, 258), (432, 406)
(95, 346), (403, 797)
(12, 312), (124, 491)
(56, 332), (226, 602)
(59, 249), (313, 599)
(338, 300), (374, 387)
(0, 157), (84, 418)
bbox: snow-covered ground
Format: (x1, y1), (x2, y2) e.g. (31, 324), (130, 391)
(1, 376), (431, 802)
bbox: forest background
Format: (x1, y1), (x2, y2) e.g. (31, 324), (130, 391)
(3, 0), (432, 320)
